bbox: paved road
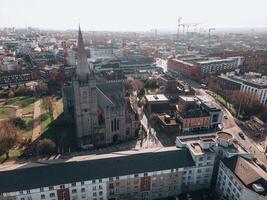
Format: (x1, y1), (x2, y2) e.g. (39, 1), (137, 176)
(32, 99), (41, 142)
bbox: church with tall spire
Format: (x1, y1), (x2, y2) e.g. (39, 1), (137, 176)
(62, 27), (140, 148)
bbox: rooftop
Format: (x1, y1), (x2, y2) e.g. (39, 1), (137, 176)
(196, 58), (236, 65)
(0, 149), (195, 193)
(145, 94), (169, 103)
(223, 156), (267, 196)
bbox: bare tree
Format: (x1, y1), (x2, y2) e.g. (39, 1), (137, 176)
(43, 96), (54, 119)
(0, 120), (20, 159)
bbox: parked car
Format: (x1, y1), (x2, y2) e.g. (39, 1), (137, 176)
(239, 132), (245, 140)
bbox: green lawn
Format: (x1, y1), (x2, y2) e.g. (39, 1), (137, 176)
(0, 149), (23, 163)
(6, 96), (34, 110)
(0, 107), (16, 119)
(22, 117), (34, 139)
(41, 98), (53, 133)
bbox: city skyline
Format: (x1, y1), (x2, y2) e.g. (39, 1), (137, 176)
(1, 0), (267, 31)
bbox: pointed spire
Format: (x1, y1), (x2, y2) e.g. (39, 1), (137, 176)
(76, 25), (90, 81)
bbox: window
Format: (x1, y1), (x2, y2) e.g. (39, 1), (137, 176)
(116, 176), (119, 180)
(199, 157), (203, 161)
(93, 192), (97, 197)
(49, 193), (55, 198)
(41, 194), (45, 199)
(99, 185), (102, 190)
(40, 188), (44, 192)
(109, 177), (113, 181)
(92, 180), (96, 184)
(27, 190), (30, 194)
(99, 179), (102, 183)
(134, 174), (139, 178)
(93, 186), (96, 191)
(60, 185), (65, 189)
(71, 183), (76, 187)
(81, 181), (84, 185)
(49, 186), (54, 190)
(144, 172), (148, 176)
(81, 188), (85, 193)
(21, 198), (25, 200)
(99, 191), (103, 196)
(72, 189), (77, 194)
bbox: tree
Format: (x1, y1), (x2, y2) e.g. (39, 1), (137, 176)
(124, 78), (143, 92)
(7, 89), (15, 98)
(0, 120), (20, 159)
(36, 81), (48, 94)
(36, 139), (56, 156)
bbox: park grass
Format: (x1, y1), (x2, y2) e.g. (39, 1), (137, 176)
(0, 107), (16, 119)
(22, 101), (34, 115)
(22, 117), (34, 139)
(0, 149), (23, 163)
(53, 97), (63, 119)
(6, 96), (34, 110)
(41, 99), (53, 134)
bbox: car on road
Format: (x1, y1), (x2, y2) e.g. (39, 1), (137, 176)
(239, 132), (245, 140)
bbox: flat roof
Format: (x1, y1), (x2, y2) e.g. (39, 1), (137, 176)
(197, 58), (235, 65)
(0, 149), (195, 193)
(145, 94), (169, 102)
(179, 95), (195, 102)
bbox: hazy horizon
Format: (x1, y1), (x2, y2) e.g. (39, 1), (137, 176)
(1, 0), (267, 32)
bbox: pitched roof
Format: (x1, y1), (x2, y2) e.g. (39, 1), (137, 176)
(222, 156), (267, 195)
(0, 149), (195, 193)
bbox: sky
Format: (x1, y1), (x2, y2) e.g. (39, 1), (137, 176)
(1, 0), (267, 31)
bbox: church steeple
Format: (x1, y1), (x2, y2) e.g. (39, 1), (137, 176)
(76, 25), (90, 81)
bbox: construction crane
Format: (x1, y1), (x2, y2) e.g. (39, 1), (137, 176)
(150, 29), (158, 39)
(177, 17), (182, 41)
(208, 28), (215, 47)
(180, 23), (200, 34)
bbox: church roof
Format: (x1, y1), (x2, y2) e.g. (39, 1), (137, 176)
(97, 81), (124, 94)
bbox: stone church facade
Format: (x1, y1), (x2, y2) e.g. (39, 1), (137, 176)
(62, 27), (140, 148)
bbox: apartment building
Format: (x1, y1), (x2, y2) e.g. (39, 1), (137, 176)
(218, 72), (267, 106)
(167, 56), (241, 81)
(0, 145), (217, 200)
(177, 96), (222, 134)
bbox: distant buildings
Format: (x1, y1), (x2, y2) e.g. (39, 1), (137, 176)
(62, 27), (139, 148)
(218, 72), (267, 106)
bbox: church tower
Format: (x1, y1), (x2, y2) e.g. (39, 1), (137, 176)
(72, 26), (98, 148)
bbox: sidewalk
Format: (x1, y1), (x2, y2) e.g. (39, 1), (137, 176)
(31, 99), (41, 142)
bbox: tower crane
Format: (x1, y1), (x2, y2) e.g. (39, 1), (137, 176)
(177, 17), (182, 41)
